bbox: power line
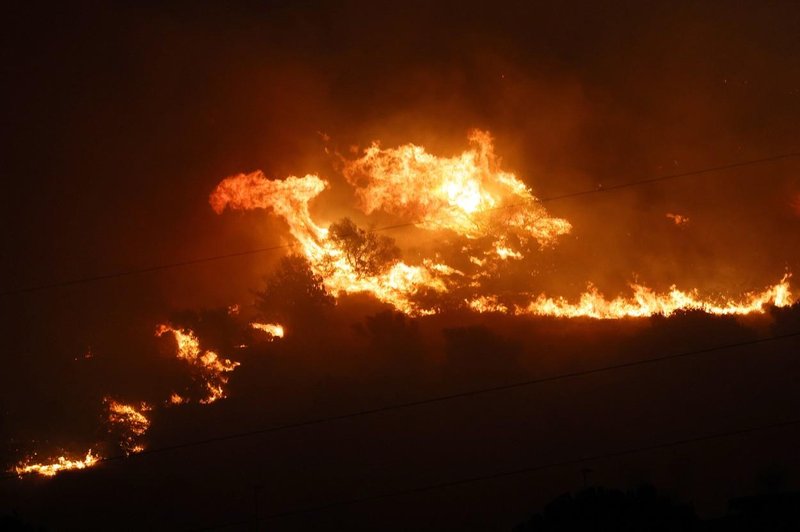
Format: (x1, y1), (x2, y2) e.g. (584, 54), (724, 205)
(98, 330), (800, 458)
(0, 244), (292, 297)
(353, 151), (800, 233)
(540, 152), (800, 202)
(7, 329), (797, 481)
(2, 152), (797, 297)
(193, 415), (800, 530)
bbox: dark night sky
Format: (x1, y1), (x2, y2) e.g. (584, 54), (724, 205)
(1, 1), (800, 530)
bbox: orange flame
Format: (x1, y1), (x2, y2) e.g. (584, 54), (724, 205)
(169, 392), (187, 405)
(105, 398), (151, 454)
(211, 131), (571, 314)
(14, 450), (99, 477)
(342, 130), (571, 244)
(211, 131), (796, 318)
(251, 322), (285, 339)
(156, 324), (240, 404)
(211, 172), (446, 314)
(506, 274), (792, 319)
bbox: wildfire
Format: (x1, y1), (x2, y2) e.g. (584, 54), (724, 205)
(11, 131), (799, 480)
(507, 274), (793, 319)
(156, 324), (240, 404)
(211, 130), (796, 318)
(105, 399), (151, 454)
(341, 130), (571, 244)
(211, 131), (571, 314)
(251, 322), (285, 339)
(14, 450), (100, 477)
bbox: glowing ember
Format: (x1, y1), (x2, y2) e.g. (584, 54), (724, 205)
(14, 450), (99, 477)
(156, 324), (240, 404)
(251, 322), (285, 339)
(105, 398), (151, 454)
(666, 213), (690, 225)
(169, 392), (187, 405)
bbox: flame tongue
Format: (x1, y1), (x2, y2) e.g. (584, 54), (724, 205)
(251, 322), (285, 339)
(210, 172), (328, 247)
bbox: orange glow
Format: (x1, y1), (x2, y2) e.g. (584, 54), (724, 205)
(509, 274), (793, 319)
(211, 131), (796, 318)
(666, 213), (690, 226)
(495, 243), (524, 260)
(169, 392), (187, 405)
(251, 322), (285, 339)
(156, 324), (240, 403)
(105, 398), (151, 454)
(210, 131), (570, 315)
(211, 172), (445, 314)
(14, 450), (99, 477)
(342, 130), (571, 244)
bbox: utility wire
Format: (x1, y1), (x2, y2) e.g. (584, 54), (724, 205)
(372, 151), (800, 232)
(0, 244), (292, 297)
(192, 415), (800, 530)
(2, 152), (797, 298)
(540, 152), (800, 202)
(6, 329), (797, 480)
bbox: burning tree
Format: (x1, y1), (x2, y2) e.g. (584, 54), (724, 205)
(325, 218), (401, 277)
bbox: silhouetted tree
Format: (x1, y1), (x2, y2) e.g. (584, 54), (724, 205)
(170, 306), (245, 354)
(255, 255), (334, 326)
(326, 217), (401, 277)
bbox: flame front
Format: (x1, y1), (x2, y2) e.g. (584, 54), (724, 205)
(504, 274), (793, 319)
(156, 324), (240, 403)
(14, 451), (99, 477)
